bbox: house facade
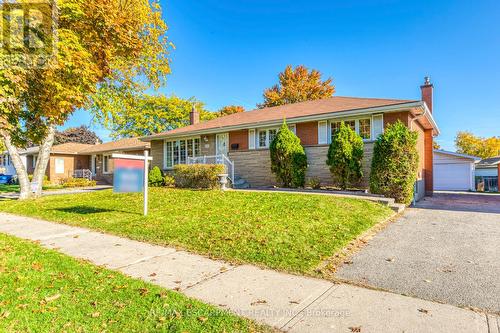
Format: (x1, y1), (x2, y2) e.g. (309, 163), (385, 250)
(142, 78), (439, 200)
(12, 138), (150, 184)
(81, 137), (150, 184)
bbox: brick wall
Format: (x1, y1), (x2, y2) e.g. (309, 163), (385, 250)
(384, 111), (411, 127)
(150, 140), (164, 170)
(229, 130), (248, 151)
(424, 129), (434, 195)
(296, 122), (318, 146)
(47, 154), (90, 183)
(228, 150), (276, 187)
(229, 143), (375, 188)
(201, 134), (216, 156)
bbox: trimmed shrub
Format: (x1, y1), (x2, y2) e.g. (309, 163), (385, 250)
(370, 120), (419, 205)
(163, 175), (175, 187)
(326, 122), (364, 190)
(270, 121), (308, 188)
(61, 177), (97, 188)
(148, 166), (164, 187)
(306, 177), (321, 190)
(173, 164), (225, 189)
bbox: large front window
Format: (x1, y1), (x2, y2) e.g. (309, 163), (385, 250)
(331, 118), (371, 141)
(165, 138), (200, 168)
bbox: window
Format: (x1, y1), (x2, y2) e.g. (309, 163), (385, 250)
(330, 118), (371, 142)
(103, 155), (111, 174)
(32, 155), (37, 168)
(359, 118), (371, 140)
(164, 138), (201, 168)
(257, 128), (278, 148)
(55, 158), (65, 174)
(258, 130), (267, 148)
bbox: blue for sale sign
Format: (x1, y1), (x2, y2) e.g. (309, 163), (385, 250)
(113, 159), (144, 193)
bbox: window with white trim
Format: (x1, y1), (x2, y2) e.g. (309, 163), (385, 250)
(103, 155), (111, 174)
(330, 118), (372, 141)
(257, 128), (278, 148)
(55, 158), (65, 174)
(164, 138), (200, 169)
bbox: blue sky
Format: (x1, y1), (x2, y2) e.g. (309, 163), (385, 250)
(64, 0), (500, 151)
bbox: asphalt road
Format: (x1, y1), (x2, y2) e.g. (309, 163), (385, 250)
(336, 193), (500, 313)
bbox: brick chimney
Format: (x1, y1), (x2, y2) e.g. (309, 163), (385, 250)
(189, 105), (200, 125)
(421, 76), (433, 113)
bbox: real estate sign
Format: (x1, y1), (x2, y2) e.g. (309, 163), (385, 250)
(113, 159), (144, 193)
(112, 152), (152, 216)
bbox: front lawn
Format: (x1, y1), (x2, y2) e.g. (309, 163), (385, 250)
(0, 184), (20, 193)
(0, 189), (393, 274)
(0, 233), (269, 332)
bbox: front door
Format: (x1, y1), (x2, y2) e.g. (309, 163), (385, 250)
(216, 133), (229, 156)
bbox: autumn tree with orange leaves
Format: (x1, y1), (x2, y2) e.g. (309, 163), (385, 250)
(0, 0), (172, 199)
(259, 65), (335, 108)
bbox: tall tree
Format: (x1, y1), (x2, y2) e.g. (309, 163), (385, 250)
(92, 94), (216, 139)
(258, 65), (335, 108)
(0, 0), (172, 199)
(54, 126), (101, 145)
(218, 105), (245, 117)
(455, 132), (500, 159)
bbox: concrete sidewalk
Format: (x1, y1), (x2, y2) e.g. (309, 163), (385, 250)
(0, 213), (496, 333)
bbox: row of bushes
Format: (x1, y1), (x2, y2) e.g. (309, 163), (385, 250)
(149, 164), (225, 189)
(269, 120), (419, 205)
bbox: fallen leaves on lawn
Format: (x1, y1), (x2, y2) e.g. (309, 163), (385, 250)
(138, 288), (149, 296)
(91, 311), (100, 318)
(31, 262), (43, 271)
(197, 316), (208, 323)
(43, 293), (61, 303)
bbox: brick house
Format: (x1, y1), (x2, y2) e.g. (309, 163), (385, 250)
(82, 137), (150, 184)
(20, 138), (150, 184)
(24, 143), (94, 183)
(142, 78), (439, 200)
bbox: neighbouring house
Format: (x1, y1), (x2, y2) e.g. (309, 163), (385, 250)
(142, 78), (439, 200)
(24, 143), (95, 183)
(433, 150), (480, 191)
(475, 156), (500, 192)
(5, 137), (150, 185)
(81, 137), (150, 184)
(0, 151), (22, 176)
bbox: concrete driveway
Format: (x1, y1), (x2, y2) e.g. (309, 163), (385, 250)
(336, 193), (500, 314)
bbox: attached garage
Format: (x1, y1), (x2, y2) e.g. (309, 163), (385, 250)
(433, 150), (480, 191)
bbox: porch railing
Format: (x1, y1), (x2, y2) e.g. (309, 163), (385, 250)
(187, 154), (234, 184)
(73, 169), (93, 180)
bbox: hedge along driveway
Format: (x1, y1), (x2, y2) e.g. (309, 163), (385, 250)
(0, 189), (393, 274)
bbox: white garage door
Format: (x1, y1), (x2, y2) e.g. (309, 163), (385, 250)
(434, 163), (471, 191)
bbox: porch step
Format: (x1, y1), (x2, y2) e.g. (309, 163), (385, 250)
(233, 176), (250, 189)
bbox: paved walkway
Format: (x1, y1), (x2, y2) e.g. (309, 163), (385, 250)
(336, 194), (500, 314)
(0, 213), (496, 333)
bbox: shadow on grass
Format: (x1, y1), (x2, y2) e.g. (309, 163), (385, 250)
(55, 206), (117, 215)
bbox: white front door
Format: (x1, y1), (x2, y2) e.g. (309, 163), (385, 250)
(216, 133), (229, 156)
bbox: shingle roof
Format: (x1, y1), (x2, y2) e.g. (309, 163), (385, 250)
(51, 143), (96, 154)
(142, 96), (418, 140)
(476, 156), (500, 167)
(81, 137), (150, 154)
(20, 143), (95, 155)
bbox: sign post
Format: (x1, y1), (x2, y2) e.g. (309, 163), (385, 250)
(143, 150), (149, 216)
(112, 151), (152, 216)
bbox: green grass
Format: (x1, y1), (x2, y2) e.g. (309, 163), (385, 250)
(0, 189), (393, 273)
(0, 184), (20, 193)
(0, 233), (270, 333)
(0, 184), (64, 193)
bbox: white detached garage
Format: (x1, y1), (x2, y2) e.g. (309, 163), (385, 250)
(433, 150), (480, 191)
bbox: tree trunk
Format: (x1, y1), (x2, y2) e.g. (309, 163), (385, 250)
(1, 133), (32, 199)
(32, 125), (56, 198)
